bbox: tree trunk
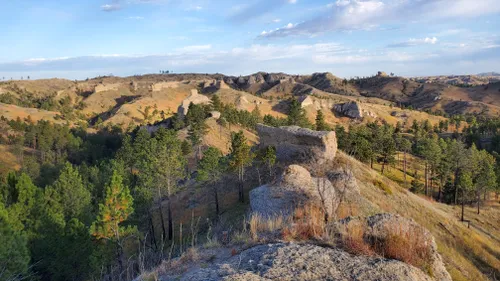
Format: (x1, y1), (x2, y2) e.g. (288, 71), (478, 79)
(477, 191), (480, 215)
(454, 168), (459, 205)
(159, 203), (167, 242)
(149, 214), (157, 250)
(461, 187), (465, 222)
(167, 199), (173, 241)
(238, 168), (245, 203)
(403, 151), (407, 187)
(381, 161), (385, 174)
(214, 187), (220, 217)
(424, 163), (428, 196)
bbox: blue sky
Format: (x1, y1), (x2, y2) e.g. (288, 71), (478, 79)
(0, 0), (499, 79)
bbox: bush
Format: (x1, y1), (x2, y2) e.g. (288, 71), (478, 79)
(373, 179), (392, 195)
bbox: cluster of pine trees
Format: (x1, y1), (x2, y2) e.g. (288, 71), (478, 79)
(2, 94), (500, 281)
(333, 118), (500, 220)
(0, 97), (270, 280)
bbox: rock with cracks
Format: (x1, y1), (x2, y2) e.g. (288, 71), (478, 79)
(178, 243), (437, 281)
(256, 124), (337, 164)
(250, 164), (359, 221)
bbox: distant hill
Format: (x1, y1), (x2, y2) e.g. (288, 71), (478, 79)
(1, 71), (499, 132)
(477, 72), (500, 77)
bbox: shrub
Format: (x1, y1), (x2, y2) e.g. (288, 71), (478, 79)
(373, 179), (392, 195)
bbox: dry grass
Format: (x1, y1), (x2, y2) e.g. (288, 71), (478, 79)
(374, 225), (433, 273)
(337, 222), (375, 257)
(336, 152), (500, 281)
(282, 204), (326, 241)
(248, 214), (286, 241)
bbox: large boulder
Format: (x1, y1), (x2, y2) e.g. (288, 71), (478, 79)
(333, 101), (376, 119)
(177, 89), (210, 116)
(250, 165), (359, 220)
(256, 124), (337, 164)
(179, 243), (436, 281)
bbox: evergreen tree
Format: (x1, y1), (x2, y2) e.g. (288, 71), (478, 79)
(261, 146), (277, 178)
(90, 171), (135, 273)
(229, 131), (254, 203)
(315, 110), (330, 131)
(287, 98), (311, 128)
(0, 202), (30, 280)
(197, 147), (225, 216)
(51, 162), (91, 221)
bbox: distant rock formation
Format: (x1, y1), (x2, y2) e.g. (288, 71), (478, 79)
(94, 83), (120, 93)
(209, 111), (221, 120)
(256, 124), (337, 163)
(333, 101), (376, 119)
(177, 89), (210, 116)
(150, 81), (179, 91)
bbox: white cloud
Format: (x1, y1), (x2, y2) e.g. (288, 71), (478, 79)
(388, 37), (438, 48)
(260, 0), (500, 38)
(101, 4), (121, 12)
(272, 18), (281, 23)
(179, 45), (212, 52)
(127, 16), (144, 20)
(2, 41), (498, 79)
(288, 0), (297, 4)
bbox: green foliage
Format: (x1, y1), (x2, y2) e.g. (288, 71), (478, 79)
(0, 202), (30, 280)
(287, 98), (311, 128)
(50, 163), (91, 221)
(90, 171), (134, 241)
(315, 110), (330, 131)
(229, 131), (254, 202)
(197, 147), (225, 184)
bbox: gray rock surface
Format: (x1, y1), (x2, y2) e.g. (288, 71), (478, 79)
(250, 165), (359, 221)
(333, 101), (376, 119)
(256, 124), (337, 164)
(178, 243), (435, 281)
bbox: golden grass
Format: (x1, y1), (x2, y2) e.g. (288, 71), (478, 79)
(336, 152), (500, 281)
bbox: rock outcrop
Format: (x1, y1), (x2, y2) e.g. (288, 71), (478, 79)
(151, 81), (179, 91)
(94, 83), (121, 93)
(256, 124), (337, 163)
(250, 165), (359, 220)
(177, 89), (210, 116)
(333, 101), (376, 119)
(178, 243), (436, 281)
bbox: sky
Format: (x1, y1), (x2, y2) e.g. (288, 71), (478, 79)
(0, 0), (499, 80)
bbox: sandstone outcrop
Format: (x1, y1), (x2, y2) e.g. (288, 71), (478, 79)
(151, 81), (179, 91)
(333, 101), (376, 119)
(256, 124), (337, 163)
(177, 89), (210, 116)
(209, 111), (221, 120)
(250, 165), (359, 220)
(94, 83), (121, 93)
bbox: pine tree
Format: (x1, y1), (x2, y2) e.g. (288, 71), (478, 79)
(229, 131), (254, 203)
(0, 202), (30, 281)
(90, 171), (135, 273)
(261, 146), (276, 178)
(287, 98), (311, 128)
(51, 163), (91, 220)
(197, 147), (225, 216)
(315, 110), (330, 131)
